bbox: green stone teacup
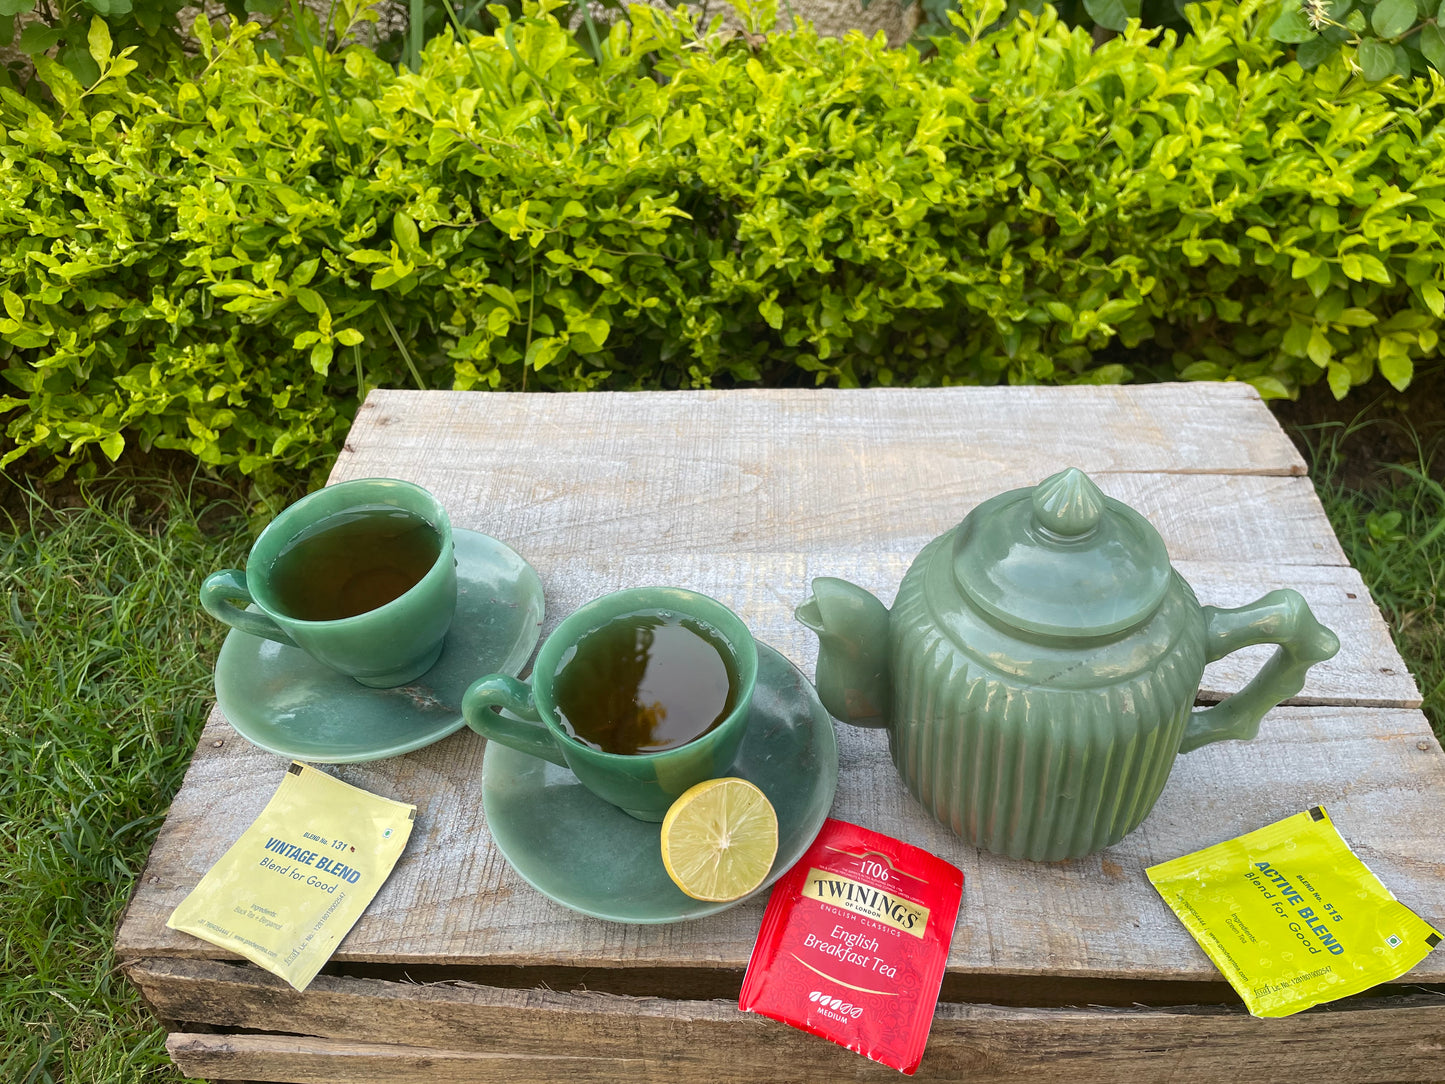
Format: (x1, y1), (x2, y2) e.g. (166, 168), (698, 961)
(199, 478), (457, 688)
(462, 587), (759, 822)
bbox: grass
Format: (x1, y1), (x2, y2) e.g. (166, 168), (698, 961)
(1305, 421), (1445, 737)
(0, 405), (1441, 1081)
(0, 474), (253, 1084)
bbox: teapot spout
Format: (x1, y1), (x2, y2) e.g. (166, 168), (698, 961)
(796, 577), (892, 729)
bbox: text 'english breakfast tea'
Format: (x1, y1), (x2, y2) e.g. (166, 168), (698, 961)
(739, 819), (963, 1074)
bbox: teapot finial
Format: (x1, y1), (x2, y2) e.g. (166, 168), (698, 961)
(1032, 467), (1105, 537)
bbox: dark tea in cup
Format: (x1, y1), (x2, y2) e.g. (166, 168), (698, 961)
(200, 478), (456, 688)
(268, 506), (442, 621)
(462, 586), (759, 820)
(553, 612), (738, 755)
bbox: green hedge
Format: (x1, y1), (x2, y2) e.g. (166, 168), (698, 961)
(3, 0), (1444, 487)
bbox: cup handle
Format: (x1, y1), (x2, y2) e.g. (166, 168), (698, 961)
(462, 674), (569, 768)
(199, 569), (298, 647)
(1179, 589), (1340, 754)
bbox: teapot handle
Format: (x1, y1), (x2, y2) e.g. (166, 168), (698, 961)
(1179, 590), (1340, 754)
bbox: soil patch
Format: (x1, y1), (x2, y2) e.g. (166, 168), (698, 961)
(1270, 365), (1445, 491)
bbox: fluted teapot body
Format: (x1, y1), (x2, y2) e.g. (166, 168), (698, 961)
(798, 469), (1339, 862)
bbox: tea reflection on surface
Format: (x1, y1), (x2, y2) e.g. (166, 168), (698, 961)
(267, 506), (441, 621)
(553, 612), (738, 755)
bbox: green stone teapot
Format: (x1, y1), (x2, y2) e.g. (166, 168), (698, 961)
(797, 468), (1340, 862)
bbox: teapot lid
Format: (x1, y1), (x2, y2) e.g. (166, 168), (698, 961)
(951, 467), (1172, 638)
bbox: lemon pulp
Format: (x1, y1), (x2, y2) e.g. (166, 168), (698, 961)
(660, 777), (779, 902)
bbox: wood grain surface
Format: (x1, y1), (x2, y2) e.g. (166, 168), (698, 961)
(158, 982), (1445, 1084)
(115, 703), (1445, 981)
(117, 385), (1445, 1080)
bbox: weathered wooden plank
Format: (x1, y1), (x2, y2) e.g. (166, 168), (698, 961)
(167, 1034), (642, 1084)
(332, 390), (1340, 566)
(121, 384), (1445, 1084)
(126, 955), (1239, 1014)
(116, 706), (1445, 984)
(161, 985), (1445, 1084)
(343, 385), (1307, 478)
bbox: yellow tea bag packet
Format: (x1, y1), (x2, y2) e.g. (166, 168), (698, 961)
(167, 762), (415, 991)
(1147, 806), (1440, 1018)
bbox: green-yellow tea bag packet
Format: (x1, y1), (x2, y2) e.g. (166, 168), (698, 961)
(1147, 806), (1440, 1018)
(167, 762), (415, 991)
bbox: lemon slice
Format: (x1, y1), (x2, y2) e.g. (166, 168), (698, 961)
(660, 777), (779, 902)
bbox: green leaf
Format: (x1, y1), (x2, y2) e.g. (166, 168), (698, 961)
(1371, 0), (1415, 37)
(18, 23), (62, 54)
(526, 337), (564, 371)
(1283, 318), (1313, 357)
(1337, 307), (1378, 328)
(0, 0), (34, 16)
(1421, 283), (1445, 318)
(1378, 351), (1413, 390)
(759, 296), (784, 330)
(1327, 361), (1352, 399)
(987, 221), (1010, 255)
(393, 212), (421, 255)
(370, 265), (412, 291)
(99, 431), (124, 460)
(1269, 6), (1317, 42)
(57, 44), (100, 85)
(336, 329), (364, 347)
(1357, 254), (1391, 284)
(1391, 42), (1412, 77)
(1084, 0), (1141, 31)
(1357, 38), (1397, 79)
(1420, 25), (1445, 71)
(481, 285), (521, 319)
(1296, 36), (1336, 68)
(1247, 376), (1293, 401)
(86, 15), (111, 67)
(1292, 255), (1322, 280)
(292, 258), (320, 287)
(570, 316), (610, 352)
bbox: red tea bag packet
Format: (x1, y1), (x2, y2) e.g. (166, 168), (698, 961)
(739, 818), (964, 1074)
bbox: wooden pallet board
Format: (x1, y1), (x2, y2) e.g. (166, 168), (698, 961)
(117, 385), (1445, 1082)
(335, 388), (1342, 566)
(340, 385), (1309, 478)
(116, 704), (1445, 982)
(149, 975), (1445, 1084)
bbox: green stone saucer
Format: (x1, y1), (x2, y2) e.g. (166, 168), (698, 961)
(213, 529), (543, 764)
(481, 643), (839, 924)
